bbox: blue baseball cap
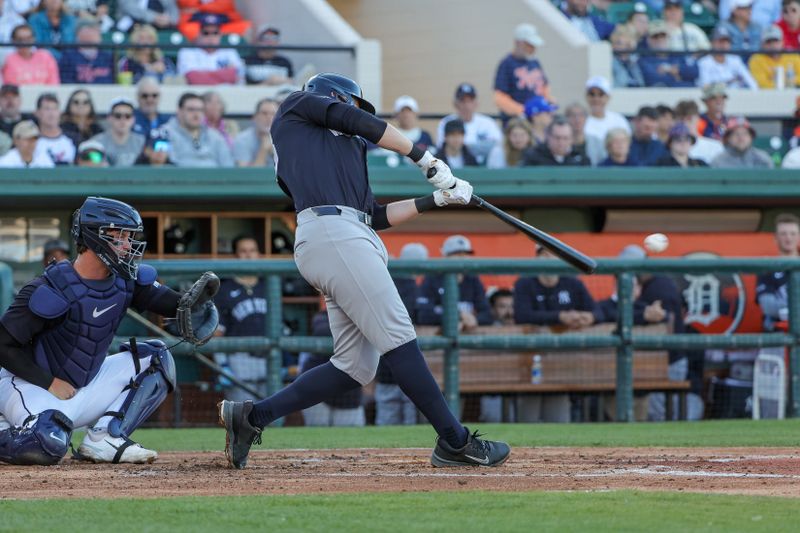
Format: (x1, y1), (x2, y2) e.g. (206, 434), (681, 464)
(524, 95), (558, 118)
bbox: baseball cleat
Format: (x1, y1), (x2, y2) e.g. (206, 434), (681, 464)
(75, 435), (157, 464)
(218, 400), (262, 469)
(430, 428), (510, 467)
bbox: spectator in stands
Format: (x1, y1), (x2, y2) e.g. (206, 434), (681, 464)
(565, 102), (596, 158)
(0, 125), (13, 156)
(639, 20), (699, 87)
(417, 235), (493, 331)
(29, 0), (77, 53)
(0, 0), (26, 46)
(697, 83), (730, 139)
(712, 116), (774, 167)
(599, 128), (636, 166)
(489, 288), (515, 327)
(117, 23), (178, 84)
(655, 104), (675, 144)
(202, 90), (237, 148)
(116, 0), (178, 31)
(177, 13), (244, 85)
(720, 0), (765, 51)
(89, 97), (145, 167)
(133, 77), (170, 137)
(33, 92), (75, 165)
(522, 116), (589, 166)
(749, 25), (800, 87)
(233, 98), (277, 168)
(163, 91), (233, 167)
(438, 83), (502, 165)
(583, 76), (630, 164)
(665, 0), (711, 51)
(244, 25), (295, 86)
(434, 119), (480, 169)
(0, 84), (25, 137)
(627, 4), (650, 46)
(486, 117), (534, 168)
(755, 213), (799, 331)
(561, 0), (615, 42)
(629, 106), (669, 166)
(611, 24), (644, 88)
(134, 128), (173, 166)
(299, 310), (365, 427)
(375, 242), (426, 426)
(176, 0), (251, 41)
(75, 138), (107, 166)
(778, 0), (800, 49)
(655, 122), (709, 166)
(596, 275), (668, 326)
(493, 23), (550, 121)
(0, 120), (53, 168)
(66, 1), (114, 33)
(698, 25), (759, 88)
(525, 95), (557, 145)
(59, 19), (113, 83)
(60, 88), (102, 145)
(674, 99), (725, 163)
(392, 95), (434, 155)
(720, 0), (782, 29)
(2, 24), (60, 85)
(42, 238), (69, 267)
(7, 0), (40, 18)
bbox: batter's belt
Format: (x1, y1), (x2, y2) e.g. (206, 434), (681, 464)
(300, 205), (372, 227)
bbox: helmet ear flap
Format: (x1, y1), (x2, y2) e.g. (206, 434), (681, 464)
(70, 209), (83, 247)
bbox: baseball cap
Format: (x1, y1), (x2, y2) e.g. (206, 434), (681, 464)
(78, 139), (106, 156)
(394, 95), (419, 113)
(199, 13), (225, 28)
(618, 244), (647, 260)
(732, 0), (753, 8)
(723, 116), (756, 138)
(762, 25), (784, 43)
(43, 238), (69, 255)
(711, 25), (732, 41)
(585, 75), (611, 95)
(441, 235), (473, 256)
(455, 83), (477, 100)
(514, 23), (544, 47)
(667, 122), (696, 146)
(399, 242), (429, 260)
(109, 96), (135, 112)
(524, 95), (558, 118)
(648, 20), (669, 37)
(444, 119), (466, 136)
(256, 24), (280, 39)
(664, 0), (682, 7)
(0, 84), (19, 95)
(701, 82), (728, 99)
(12, 120), (39, 139)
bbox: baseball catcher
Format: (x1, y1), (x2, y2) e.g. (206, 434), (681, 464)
(0, 196), (219, 465)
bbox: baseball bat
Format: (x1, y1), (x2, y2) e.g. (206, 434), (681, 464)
(428, 168), (597, 274)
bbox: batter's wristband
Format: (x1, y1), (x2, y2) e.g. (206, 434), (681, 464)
(414, 194), (437, 213)
(407, 144), (425, 162)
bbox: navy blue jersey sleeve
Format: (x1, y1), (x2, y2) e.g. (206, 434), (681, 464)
(513, 277), (561, 325)
(0, 278), (50, 345)
(283, 92), (387, 143)
(131, 280), (180, 317)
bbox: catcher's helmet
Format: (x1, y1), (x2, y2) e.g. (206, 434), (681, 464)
(71, 196), (146, 280)
(303, 72), (376, 115)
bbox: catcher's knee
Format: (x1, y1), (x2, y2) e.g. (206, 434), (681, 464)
(0, 410), (73, 466)
(107, 340), (176, 438)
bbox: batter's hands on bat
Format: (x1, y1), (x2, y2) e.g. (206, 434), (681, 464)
(433, 178), (473, 206)
(417, 151), (456, 189)
(49, 377), (75, 400)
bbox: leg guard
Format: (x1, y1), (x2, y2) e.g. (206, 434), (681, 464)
(0, 410), (73, 465)
(107, 340), (176, 438)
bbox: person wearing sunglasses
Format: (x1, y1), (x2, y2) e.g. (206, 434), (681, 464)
(177, 13), (244, 85)
(132, 77), (171, 137)
(60, 88), (103, 146)
(88, 98), (144, 167)
(76, 139), (108, 167)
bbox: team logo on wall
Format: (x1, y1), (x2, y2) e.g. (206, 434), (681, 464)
(673, 252), (746, 335)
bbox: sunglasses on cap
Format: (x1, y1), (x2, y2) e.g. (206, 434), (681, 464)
(587, 90), (606, 97)
(80, 150), (105, 163)
(112, 112), (133, 119)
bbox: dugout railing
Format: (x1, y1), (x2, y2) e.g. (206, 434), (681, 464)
(38, 257), (795, 423)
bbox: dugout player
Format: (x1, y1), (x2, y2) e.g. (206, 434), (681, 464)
(0, 197), (219, 465)
(219, 72), (511, 469)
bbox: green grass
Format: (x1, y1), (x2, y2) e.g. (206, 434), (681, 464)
(119, 418), (800, 452)
(1, 491), (799, 532)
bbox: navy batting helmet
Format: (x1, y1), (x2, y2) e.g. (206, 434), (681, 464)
(303, 72), (376, 115)
(71, 196), (146, 280)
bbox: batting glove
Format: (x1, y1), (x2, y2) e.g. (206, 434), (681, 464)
(417, 151), (456, 189)
(433, 178), (473, 206)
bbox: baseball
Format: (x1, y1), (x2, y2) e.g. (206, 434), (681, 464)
(644, 233), (669, 253)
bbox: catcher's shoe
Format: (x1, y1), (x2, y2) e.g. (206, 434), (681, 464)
(431, 428), (510, 467)
(218, 400), (262, 469)
(75, 435), (157, 464)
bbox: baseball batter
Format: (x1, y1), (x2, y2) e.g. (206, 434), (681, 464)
(0, 197), (219, 465)
(219, 73), (511, 469)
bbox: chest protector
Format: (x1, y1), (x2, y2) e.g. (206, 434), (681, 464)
(29, 261), (156, 388)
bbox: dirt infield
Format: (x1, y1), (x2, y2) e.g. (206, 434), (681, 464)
(2, 447), (799, 500)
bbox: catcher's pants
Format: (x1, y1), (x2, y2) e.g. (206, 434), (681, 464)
(294, 206), (416, 385)
(0, 351), (153, 430)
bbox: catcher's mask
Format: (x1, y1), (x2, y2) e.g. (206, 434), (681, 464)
(71, 196), (146, 280)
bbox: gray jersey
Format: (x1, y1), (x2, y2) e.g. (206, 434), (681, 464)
(232, 126), (274, 167)
(164, 117), (234, 168)
(90, 131), (145, 167)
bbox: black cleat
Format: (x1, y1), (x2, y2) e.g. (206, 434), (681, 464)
(218, 400), (262, 469)
(431, 428), (511, 467)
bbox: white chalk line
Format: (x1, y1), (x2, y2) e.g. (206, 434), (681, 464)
(577, 467), (800, 479)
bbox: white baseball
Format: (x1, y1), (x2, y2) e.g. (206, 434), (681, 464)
(644, 233), (669, 253)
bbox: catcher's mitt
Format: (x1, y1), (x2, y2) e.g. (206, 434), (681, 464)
(177, 271), (220, 345)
